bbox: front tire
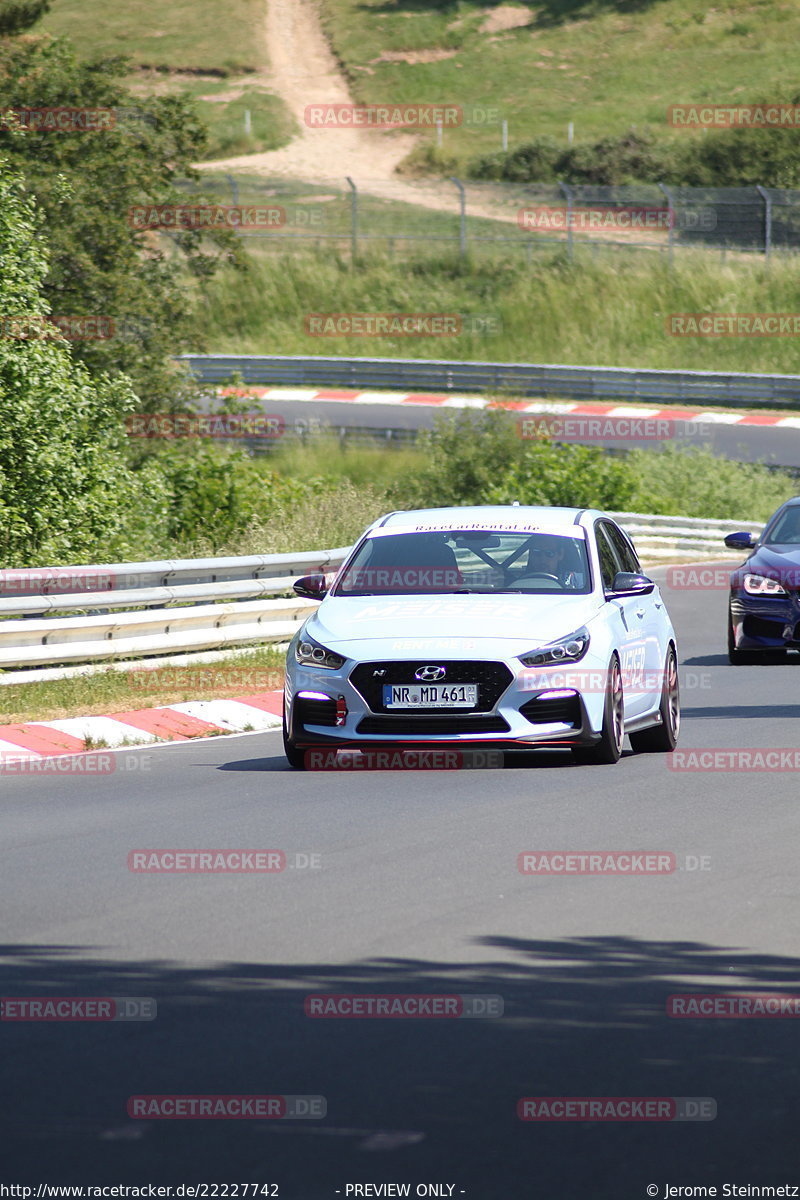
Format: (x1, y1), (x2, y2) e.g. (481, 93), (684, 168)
(572, 656), (624, 765)
(728, 609), (757, 664)
(629, 645), (680, 753)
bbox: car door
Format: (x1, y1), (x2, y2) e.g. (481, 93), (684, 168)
(595, 520), (654, 718)
(604, 520), (667, 710)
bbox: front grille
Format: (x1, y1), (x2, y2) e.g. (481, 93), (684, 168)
(519, 694), (582, 726)
(356, 714), (510, 735)
(295, 695), (338, 727)
(349, 660), (513, 713)
(743, 614), (786, 640)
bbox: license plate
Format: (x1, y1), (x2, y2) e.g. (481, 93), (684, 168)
(382, 684), (478, 709)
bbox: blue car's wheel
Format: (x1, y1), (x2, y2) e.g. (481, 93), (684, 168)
(727, 607), (757, 665)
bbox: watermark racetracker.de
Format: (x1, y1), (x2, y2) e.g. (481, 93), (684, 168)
(1, 996), (156, 1020)
(127, 1095), (326, 1119)
(668, 103), (800, 128)
(127, 849), (321, 871)
(304, 749), (505, 770)
(519, 414), (711, 444)
(668, 749), (800, 771)
(304, 313), (501, 337)
(667, 993), (800, 1017)
(304, 993), (503, 1017)
(668, 314), (800, 336)
(518, 1096), (716, 1121)
(0, 754), (152, 775)
(125, 413), (285, 440)
(517, 852), (711, 874)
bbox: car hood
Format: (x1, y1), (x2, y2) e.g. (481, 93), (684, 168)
(305, 592), (601, 657)
(738, 544), (800, 586)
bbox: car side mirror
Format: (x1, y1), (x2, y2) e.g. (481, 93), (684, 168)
(724, 531), (755, 549)
(609, 571), (655, 597)
(293, 574), (328, 600)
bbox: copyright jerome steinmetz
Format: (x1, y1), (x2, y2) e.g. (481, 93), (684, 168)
(647, 1187), (800, 1197)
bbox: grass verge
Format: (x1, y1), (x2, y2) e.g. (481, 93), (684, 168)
(196, 246), (800, 375)
(318, 0), (799, 172)
(0, 647), (285, 726)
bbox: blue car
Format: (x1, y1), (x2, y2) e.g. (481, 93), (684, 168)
(283, 505), (681, 768)
(725, 496), (800, 663)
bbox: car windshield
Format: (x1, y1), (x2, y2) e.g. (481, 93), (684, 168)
(764, 507), (800, 544)
(333, 529), (592, 596)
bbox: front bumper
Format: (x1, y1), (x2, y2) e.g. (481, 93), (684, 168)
(730, 593), (800, 650)
(285, 654), (608, 750)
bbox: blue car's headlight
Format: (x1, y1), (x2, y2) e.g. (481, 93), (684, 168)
(743, 573), (787, 596)
(518, 627), (590, 667)
(295, 635), (346, 670)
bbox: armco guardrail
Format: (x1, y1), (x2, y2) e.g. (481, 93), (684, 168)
(0, 516), (755, 678)
(0, 548), (351, 672)
(178, 354), (800, 409)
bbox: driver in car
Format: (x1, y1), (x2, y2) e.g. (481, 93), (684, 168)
(528, 536), (583, 589)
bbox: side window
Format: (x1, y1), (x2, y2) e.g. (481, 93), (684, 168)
(595, 524), (621, 591)
(604, 521), (640, 574)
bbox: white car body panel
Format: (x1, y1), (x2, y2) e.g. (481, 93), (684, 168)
(284, 505), (678, 752)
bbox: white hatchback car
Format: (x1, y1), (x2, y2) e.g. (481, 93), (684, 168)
(283, 505), (680, 767)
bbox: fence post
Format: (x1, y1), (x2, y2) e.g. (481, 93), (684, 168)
(756, 184), (772, 263)
(558, 181), (574, 261)
(346, 176), (358, 263)
(450, 177), (467, 258)
(658, 182), (675, 267)
(502, 119), (508, 152)
(226, 173), (239, 206)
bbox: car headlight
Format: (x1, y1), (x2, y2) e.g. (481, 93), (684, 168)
(743, 573), (787, 596)
(518, 627), (590, 667)
(294, 635), (346, 671)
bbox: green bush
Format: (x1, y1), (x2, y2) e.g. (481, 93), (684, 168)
(123, 442), (315, 553)
(471, 128), (675, 185)
(472, 137), (563, 183)
(677, 127), (800, 189)
(470, 114), (800, 189)
(391, 409), (527, 509)
(385, 410), (794, 526)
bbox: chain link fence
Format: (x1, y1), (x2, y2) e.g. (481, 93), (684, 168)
(171, 174), (800, 263)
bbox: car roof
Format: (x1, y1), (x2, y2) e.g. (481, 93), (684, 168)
(370, 505), (597, 532)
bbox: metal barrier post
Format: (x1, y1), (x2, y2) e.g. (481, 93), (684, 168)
(346, 176), (358, 262)
(658, 183), (675, 267)
(558, 181), (574, 260)
(756, 185), (772, 263)
(450, 177), (467, 258)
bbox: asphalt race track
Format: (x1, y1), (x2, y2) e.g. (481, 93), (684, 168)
(266, 397), (800, 471)
(3, 565), (800, 1197)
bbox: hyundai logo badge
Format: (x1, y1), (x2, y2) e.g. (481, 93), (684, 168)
(414, 665), (446, 682)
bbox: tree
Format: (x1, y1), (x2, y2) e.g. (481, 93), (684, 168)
(0, 0), (49, 37)
(0, 35), (244, 406)
(0, 157), (163, 566)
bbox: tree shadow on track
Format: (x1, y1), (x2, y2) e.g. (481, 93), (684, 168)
(2, 935), (799, 1194)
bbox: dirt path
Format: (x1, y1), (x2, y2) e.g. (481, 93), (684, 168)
(198, 0), (419, 184)
(195, 0), (667, 245)
(194, 0), (541, 228)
